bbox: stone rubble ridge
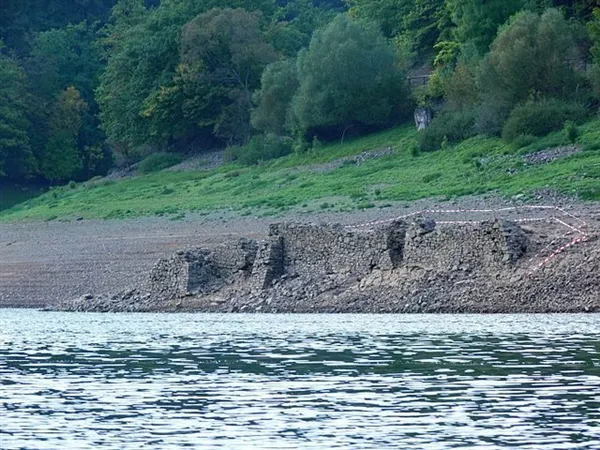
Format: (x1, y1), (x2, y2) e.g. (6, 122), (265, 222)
(54, 215), (600, 313)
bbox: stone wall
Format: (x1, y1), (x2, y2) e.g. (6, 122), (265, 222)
(148, 238), (259, 299)
(270, 220), (408, 278)
(147, 218), (528, 300)
(149, 248), (211, 300)
(403, 218), (528, 271)
(248, 236), (285, 291)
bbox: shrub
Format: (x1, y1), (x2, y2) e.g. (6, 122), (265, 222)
(251, 59), (298, 135)
(502, 99), (587, 143)
(474, 101), (506, 136)
(138, 152), (182, 174)
(422, 172), (442, 183)
(226, 134), (293, 166)
(511, 134), (537, 150)
(418, 110), (476, 152)
(564, 120), (580, 144)
(584, 142), (600, 152)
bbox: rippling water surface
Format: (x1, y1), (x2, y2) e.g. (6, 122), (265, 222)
(1, 311), (600, 449)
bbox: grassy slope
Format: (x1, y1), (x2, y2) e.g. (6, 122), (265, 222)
(2, 120), (600, 222)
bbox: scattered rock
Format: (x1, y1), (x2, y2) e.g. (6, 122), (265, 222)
(523, 145), (581, 165)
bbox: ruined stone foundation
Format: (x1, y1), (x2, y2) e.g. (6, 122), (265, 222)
(56, 218), (600, 313)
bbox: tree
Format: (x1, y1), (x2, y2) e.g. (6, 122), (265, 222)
(28, 23), (103, 103)
(444, 0), (526, 56)
(348, 0), (412, 38)
(0, 0), (116, 55)
(26, 22), (109, 176)
(162, 7), (278, 145)
(252, 58), (299, 135)
(40, 87), (88, 182)
(589, 8), (600, 64)
(96, 0), (175, 156)
(349, 0), (447, 60)
(268, 0), (338, 57)
(0, 49), (34, 180)
(98, 0), (279, 153)
(477, 9), (581, 120)
(291, 15), (411, 140)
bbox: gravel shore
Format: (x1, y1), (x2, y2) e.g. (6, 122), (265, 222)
(2, 195), (599, 310)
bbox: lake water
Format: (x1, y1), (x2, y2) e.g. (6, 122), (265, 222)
(1, 311), (599, 449)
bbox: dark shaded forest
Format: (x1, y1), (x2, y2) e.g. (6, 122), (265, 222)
(1, 0), (600, 185)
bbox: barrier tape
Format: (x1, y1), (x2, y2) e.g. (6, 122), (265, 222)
(553, 217), (587, 236)
(528, 235), (590, 275)
(344, 204), (592, 275)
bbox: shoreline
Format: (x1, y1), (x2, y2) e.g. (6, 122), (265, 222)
(2, 197), (600, 314)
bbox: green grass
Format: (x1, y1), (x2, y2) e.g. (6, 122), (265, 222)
(3, 120), (600, 222)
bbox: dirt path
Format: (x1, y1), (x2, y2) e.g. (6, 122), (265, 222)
(2, 197), (599, 309)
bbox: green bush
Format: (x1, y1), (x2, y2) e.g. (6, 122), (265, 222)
(251, 59), (298, 136)
(583, 142), (600, 152)
(511, 134), (537, 150)
(502, 99), (587, 143)
(226, 134), (293, 166)
(138, 152), (183, 174)
(422, 172), (442, 183)
(418, 111), (476, 152)
(478, 9), (580, 118)
(564, 120), (580, 144)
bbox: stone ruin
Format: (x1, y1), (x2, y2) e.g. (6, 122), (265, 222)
(146, 218), (529, 300)
(403, 217), (528, 271)
(414, 106), (433, 130)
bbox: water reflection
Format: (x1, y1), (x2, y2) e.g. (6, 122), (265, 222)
(1, 312), (599, 449)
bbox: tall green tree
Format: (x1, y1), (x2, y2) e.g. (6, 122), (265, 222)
(252, 58), (299, 135)
(268, 0), (338, 56)
(40, 87), (89, 182)
(444, 0), (526, 56)
(291, 15), (411, 140)
(0, 48), (34, 180)
(0, 0), (116, 55)
(96, 0), (173, 157)
(477, 9), (581, 130)
(588, 8), (600, 63)
(26, 22), (108, 173)
(97, 0), (279, 154)
(27, 23), (103, 102)
(348, 0), (412, 38)
(174, 7), (278, 144)
(349, 0), (447, 60)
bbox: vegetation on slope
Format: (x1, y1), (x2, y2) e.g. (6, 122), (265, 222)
(2, 118), (600, 222)
(3, 1), (600, 186)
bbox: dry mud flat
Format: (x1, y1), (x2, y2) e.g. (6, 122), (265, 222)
(38, 201), (600, 314)
(0, 217), (268, 308)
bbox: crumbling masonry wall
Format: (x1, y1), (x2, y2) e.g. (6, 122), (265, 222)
(147, 219), (528, 300)
(149, 238), (259, 299)
(403, 219), (528, 271)
(269, 221), (408, 277)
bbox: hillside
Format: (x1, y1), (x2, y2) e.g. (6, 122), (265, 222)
(2, 119), (600, 223)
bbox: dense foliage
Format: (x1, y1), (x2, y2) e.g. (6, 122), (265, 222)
(2, 0), (600, 185)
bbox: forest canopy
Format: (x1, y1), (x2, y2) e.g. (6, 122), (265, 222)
(1, 0), (600, 184)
